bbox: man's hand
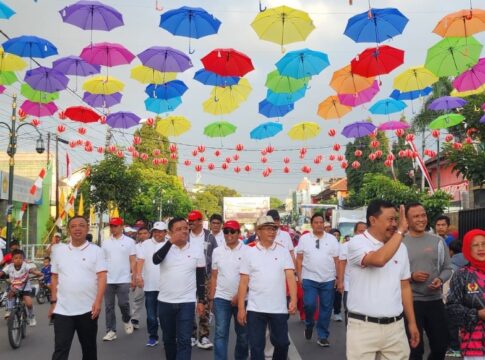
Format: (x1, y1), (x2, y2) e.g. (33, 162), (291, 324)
(135, 277), (144, 289)
(230, 295), (238, 306)
(398, 205), (408, 234)
(91, 300), (102, 319)
(288, 299), (297, 315)
(48, 303), (55, 319)
(412, 271), (430, 283)
(336, 280), (344, 294)
(407, 321), (420, 348)
(478, 309), (485, 321)
(428, 278), (442, 290)
(196, 302), (205, 316)
(237, 308), (247, 326)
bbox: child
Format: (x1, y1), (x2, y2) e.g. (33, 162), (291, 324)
(40, 256), (52, 292)
(0, 249), (43, 325)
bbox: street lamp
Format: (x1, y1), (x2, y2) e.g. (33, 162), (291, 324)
(1, 95), (45, 248)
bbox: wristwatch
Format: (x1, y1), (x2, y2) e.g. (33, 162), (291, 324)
(396, 230), (404, 236)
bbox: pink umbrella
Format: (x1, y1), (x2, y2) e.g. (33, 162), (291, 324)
(20, 100), (58, 117)
(377, 120), (410, 131)
(453, 58), (485, 92)
(338, 80), (380, 107)
(80, 42), (135, 67)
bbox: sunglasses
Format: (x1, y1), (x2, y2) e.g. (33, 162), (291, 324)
(223, 228), (239, 235)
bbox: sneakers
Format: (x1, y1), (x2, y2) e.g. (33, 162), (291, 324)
(103, 331), (117, 341)
(304, 326), (313, 340)
(4, 311), (10, 319)
(197, 336), (214, 349)
(445, 349), (461, 358)
(124, 321), (134, 334)
(317, 338), (330, 347)
(191, 337), (198, 347)
(131, 319), (140, 329)
(333, 313), (343, 322)
(28, 316), (37, 327)
(146, 338), (159, 347)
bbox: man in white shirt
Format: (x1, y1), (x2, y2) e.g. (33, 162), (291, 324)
(237, 215), (297, 360)
(135, 221), (167, 347)
(267, 209), (295, 263)
(209, 220), (249, 360)
(296, 213), (340, 347)
(49, 215), (107, 360)
(346, 200), (420, 360)
(210, 214), (225, 247)
(101, 217), (136, 341)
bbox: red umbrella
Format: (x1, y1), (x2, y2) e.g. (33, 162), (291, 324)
(64, 106), (101, 123)
(201, 48), (254, 77)
(351, 45), (404, 77)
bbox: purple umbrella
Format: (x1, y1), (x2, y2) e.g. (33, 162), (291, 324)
(342, 121), (376, 138)
(453, 58), (485, 92)
(83, 91), (122, 108)
(59, 0), (123, 31)
(52, 56), (101, 76)
(80, 42), (135, 67)
(20, 100), (58, 117)
(377, 120), (410, 131)
(106, 111), (140, 129)
(338, 80), (380, 107)
(137, 46), (193, 73)
(428, 96), (467, 111)
(24, 66), (69, 92)
(480, 114), (485, 124)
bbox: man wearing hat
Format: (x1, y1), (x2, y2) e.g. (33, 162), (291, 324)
(46, 232), (63, 256)
(188, 209), (218, 349)
(101, 217), (137, 341)
(237, 215), (297, 360)
(266, 209), (295, 263)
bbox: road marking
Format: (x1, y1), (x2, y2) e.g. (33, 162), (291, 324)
(288, 333), (303, 360)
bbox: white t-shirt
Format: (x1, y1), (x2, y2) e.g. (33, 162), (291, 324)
(275, 229), (294, 251)
(102, 234), (136, 284)
(296, 232), (339, 283)
(339, 242), (350, 291)
(347, 230), (411, 318)
(2, 262), (36, 291)
(51, 242), (107, 316)
(157, 242), (206, 303)
(212, 231), (225, 247)
(190, 230), (206, 253)
(212, 242), (247, 301)
(137, 238), (166, 291)
(240, 242), (294, 314)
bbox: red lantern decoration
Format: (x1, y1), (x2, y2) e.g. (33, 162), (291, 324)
(283, 166), (290, 174)
(375, 150), (383, 158)
(299, 147), (307, 156)
(225, 157), (232, 163)
(386, 153), (395, 161)
(384, 159), (393, 167)
(214, 149), (221, 157)
(208, 163), (215, 170)
(132, 150), (139, 158)
(352, 161), (361, 169)
(197, 145), (205, 153)
(233, 153), (239, 161)
(184, 160), (192, 166)
(431, 129), (440, 138)
(261, 156), (268, 163)
(160, 158), (168, 165)
(398, 150), (406, 158)
(195, 165), (202, 172)
(452, 142), (463, 150)
(405, 133), (415, 142)
(261, 149), (267, 156)
(354, 150), (363, 158)
(369, 129), (378, 138)
(152, 159), (159, 166)
(244, 165), (251, 172)
(326, 164), (333, 171)
(328, 129), (336, 137)
(329, 154), (336, 161)
(370, 140), (380, 148)
(444, 134), (454, 143)
(301, 165), (311, 174)
(262, 169), (270, 177)
(116, 150), (124, 158)
(99, 116), (107, 124)
(333, 143), (341, 152)
(133, 136), (142, 145)
(337, 155), (344, 161)
(57, 124), (66, 133)
(76, 139), (83, 145)
(97, 146), (104, 154)
(140, 153), (149, 161)
(69, 140), (76, 148)
(199, 156), (205, 163)
(429, 151), (437, 158)
(266, 167), (273, 174)
(78, 127), (87, 135)
(341, 161), (348, 169)
(170, 153), (178, 160)
(192, 149), (198, 157)
(31, 118), (41, 127)
(236, 144), (244, 151)
(283, 157), (290, 164)
(84, 140), (92, 147)
(266, 145), (274, 154)
(394, 129), (404, 137)
(221, 163), (228, 170)
(107, 145), (116, 153)
(169, 144), (177, 153)
(412, 151), (419, 159)
(146, 117), (155, 127)
(127, 145), (135, 152)
(466, 128), (477, 137)
(368, 153), (377, 161)
(465, 137), (473, 144)
(152, 149), (161, 157)
(234, 166), (241, 173)
(313, 156), (322, 164)
(57, 111), (66, 120)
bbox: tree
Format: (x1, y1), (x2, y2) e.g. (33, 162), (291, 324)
(270, 197), (284, 210)
(194, 185), (240, 212)
(191, 191), (220, 218)
(443, 142), (485, 188)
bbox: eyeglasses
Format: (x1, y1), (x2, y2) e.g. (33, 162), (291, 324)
(223, 228), (238, 235)
(211, 221), (222, 225)
(471, 242), (485, 249)
(315, 239), (320, 249)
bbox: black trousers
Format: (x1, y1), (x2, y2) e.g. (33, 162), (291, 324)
(408, 300), (448, 360)
(52, 312), (98, 360)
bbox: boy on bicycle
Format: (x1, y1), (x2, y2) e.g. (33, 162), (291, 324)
(41, 256), (52, 292)
(0, 249), (43, 325)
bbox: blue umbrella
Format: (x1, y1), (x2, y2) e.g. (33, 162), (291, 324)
(369, 98), (407, 115)
(275, 48), (330, 79)
(341, 121), (376, 138)
(344, 8), (409, 43)
(160, 6), (221, 53)
(145, 80), (188, 99)
(390, 87), (432, 101)
(428, 96), (467, 111)
(250, 121), (283, 140)
(144, 97), (182, 114)
(193, 69), (239, 86)
(259, 100), (294, 118)
(0, 1), (15, 19)
(266, 88), (306, 106)
(2, 35), (58, 58)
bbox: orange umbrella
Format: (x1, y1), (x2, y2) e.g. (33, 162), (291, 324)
(317, 95), (352, 120)
(330, 65), (375, 94)
(433, 9), (485, 37)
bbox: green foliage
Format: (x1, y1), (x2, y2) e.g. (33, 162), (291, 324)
(270, 197), (284, 210)
(443, 142), (485, 187)
(392, 137), (414, 186)
(194, 185), (240, 213)
(192, 191), (220, 218)
(421, 190), (454, 226)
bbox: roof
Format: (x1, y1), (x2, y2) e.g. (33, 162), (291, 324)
(330, 178), (347, 192)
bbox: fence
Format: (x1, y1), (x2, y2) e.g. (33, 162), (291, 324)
(23, 244), (50, 263)
(458, 208), (485, 240)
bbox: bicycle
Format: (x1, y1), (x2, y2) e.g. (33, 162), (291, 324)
(35, 279), (51, 305)
(7, 279), (31, 349)
(0, 279), (7, 308)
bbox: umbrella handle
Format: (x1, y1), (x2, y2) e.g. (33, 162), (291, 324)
(155, 0), (163, 11)
(259, 1), (267, 12)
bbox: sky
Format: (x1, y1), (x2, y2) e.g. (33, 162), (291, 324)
(0, 0), (483, 199)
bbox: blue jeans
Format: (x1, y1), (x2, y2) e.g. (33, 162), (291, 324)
(158, 301), (195, 360)
(302, 278), (335, 339)
(213, 298), (248, 360)
(144, 291), (159, 340)
(247, 311), (289, 360)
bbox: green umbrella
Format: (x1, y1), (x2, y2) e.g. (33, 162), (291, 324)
(203, 120), (237, 138)
(21, 83), (59, 104)
(425, 36), (483, 77)
(429, 113), (465, 129)
(0, 71), (17, 85)
(265, 70), (309, 94)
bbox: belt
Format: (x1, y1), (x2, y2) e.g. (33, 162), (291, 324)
(348, 312), (404, 325)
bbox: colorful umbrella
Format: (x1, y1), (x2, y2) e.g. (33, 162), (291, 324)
(425, 36), (483, 77)
(24, 66), (69, 92)
(0, 47), (26, 71)
(480, 114), (485, 124)
(377, 120), (410, 131)
(204, 121), (237, 138)
(193, 69), (239, 87)
(145, 97), (182, 114)
(265, 70), (308, 94)
(82, 75), (124, 94)
(59, 0), (123, 31)
(344, 8), (409, 43)
(250, 121), (283, 140)
(390, 87), (432, 101)
(369, 98), (407, 115)
(106, 111), (140, 129)
(211, 78), (252, 103)
(0, 1), (15, 19)
(275, 48), (329, 79)
(288, 121), (320, 141)
(201, 48), (254, 77)
(341, 121), (376, 138)
(80, 42), (134, 67)
(138, 46), (192, 73)
(393, 66), (438, 92)
(0, 70), (17, 85)
(317, 95), (352, 120)
(251, 5), (315, 51)
(429, 114), (465, 129)
(266, 88), (306, 105)
(330, 65), (375, 94)
(130, 65), (176, 85)
(453, 58), (485, 91)
(428, 96), (467, 111)
(145, 80), (188, 99)
(64, 106), (101, 123)
(2, 35), (58, 58)
(451, 84), (485, 97)
(156, 115), (191, 137)
(338, 80), (380, 107)
(433, 9), (485, 38)
(203, 96), (239, 115)
(351, 45), (405, 77)
(20, 83), (59, 103)
(259, 100), (294, 118)
(83, 91), (122, 108)
(20, 100), (57, 117)
(52, 55), (101, 76)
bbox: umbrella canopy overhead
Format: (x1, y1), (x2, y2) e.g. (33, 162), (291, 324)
(266, 88), (306, 106)
(160, 6), (221, 39)
(275, 48), (329, 79)
(80, 42), (135, 67)
(2, 35), (58, 58)
(429, 113), (465, 129)
(52, 55), (101, 76)
(393, 66), (439, 92)
(138, 46), (193, 73)
(59, 0), (124, 31)
(452, 58), (485, 92)
(369, 98), (407, 115)
(265, 70), (309, 94)
(342, 121), (376, 138)
(145, 80), (188, 100)
(250, 121), (283, 140)
(0, 1), (15, 19)
(428, 96), (467, 111)
(82, 75), (124, 94)
(433, 9), (485, 37)
(259, 100), (294, 118)
(83, 91), (122, 108)
(106, 111), (140, 129)
(317, 95), (352, 120)
(390, 87), (433, 101)
(338, 80), (380, 107)
(203, 95), (239, 115)
(211, 78), (252, 103)
(20, 100), (57, 117)
(0, 71), (17, 85)
(204, 120), (237, 138)
(451, 84), (485, 97)
(351, 45), (405, 77)
(202, 48), (254, 77)
(144, 97), (182, 114)
(288, 121), (320, 141)
(156, 115), (191, 137)
(64, 106), (101, 123)
(20, 83), (59, 103)
(0, 47), (26, 72)
(24, 66), (70, 92)
(193, 69), (239, 87)
(378, 120), (410, 131)
(130, 65), (177, 85)
(330, 65), (375, 94)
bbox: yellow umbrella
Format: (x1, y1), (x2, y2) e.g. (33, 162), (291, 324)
(130, 65), (177, 84)
(288, 121), (321, 141)
(203, 96), (240, 115)
(330, 65), (375, 94)
(317, 96), (352, 120)
(156, 115), (191, 137)
(210, 78), (252, 103)
(0, 47), (27, 72)
(111, 206), (120, 218)
(251, 5), (315, 51)
(77, 193), (84, 216)
(82, 76), (125, 95)
(393, 66), (439, 92)
(450, 84), (485, 97)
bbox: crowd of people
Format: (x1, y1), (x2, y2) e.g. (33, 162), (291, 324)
(0, 200), (484, 360)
